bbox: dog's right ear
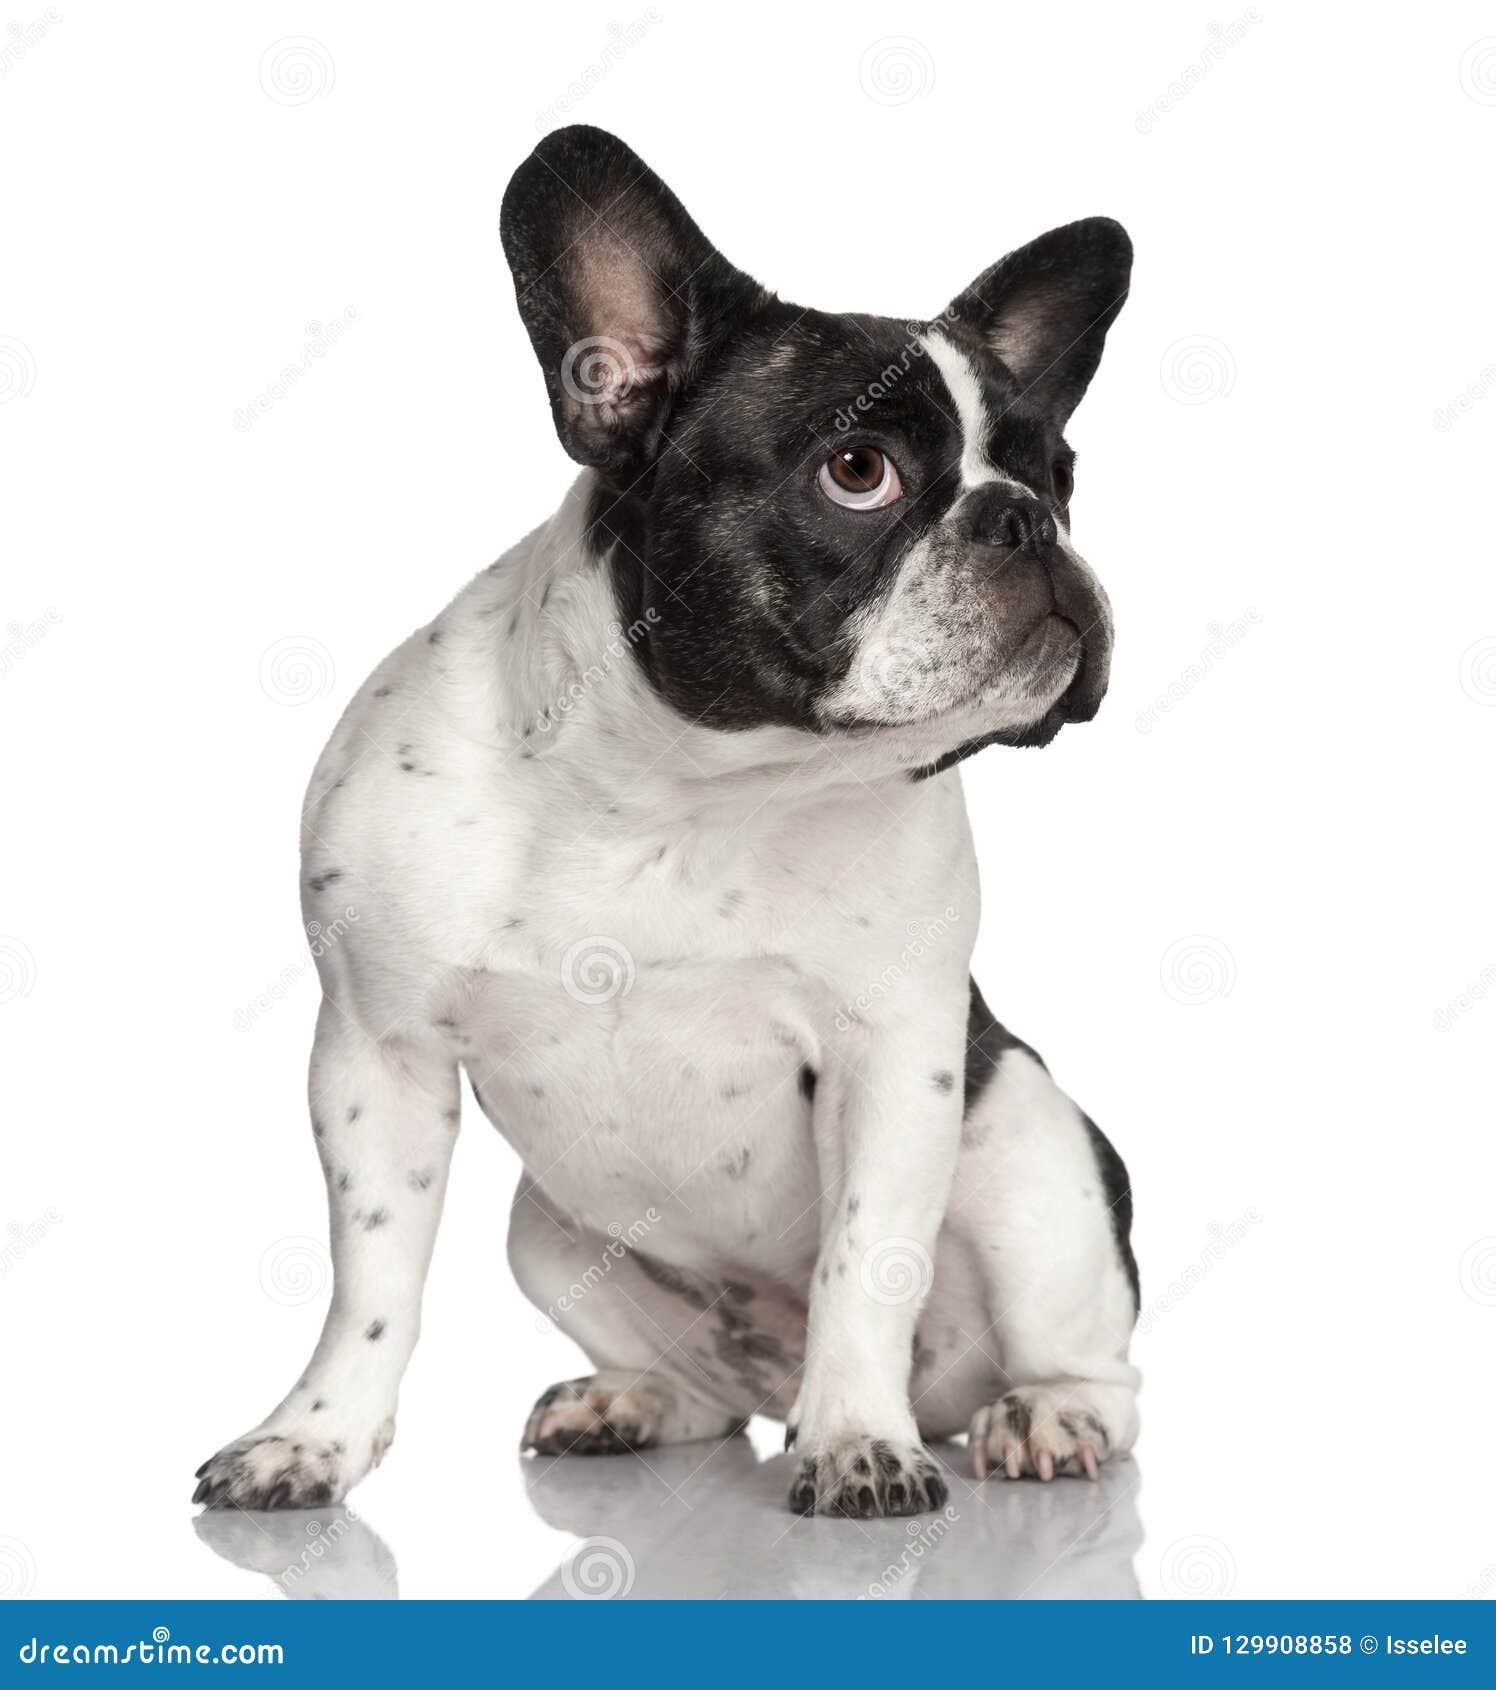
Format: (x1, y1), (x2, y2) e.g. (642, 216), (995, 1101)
(500, 126), (763, 484)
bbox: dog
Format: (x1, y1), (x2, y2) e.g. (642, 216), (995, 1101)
(194, 125), (1140, 1520)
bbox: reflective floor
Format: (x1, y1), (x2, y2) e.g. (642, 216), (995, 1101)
(193, 1437), (1142, 1600)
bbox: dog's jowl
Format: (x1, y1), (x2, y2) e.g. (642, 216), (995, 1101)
(194, 126), (1141, 1519)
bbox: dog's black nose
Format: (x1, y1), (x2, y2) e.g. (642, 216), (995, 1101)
(957, 485), (1057, 556)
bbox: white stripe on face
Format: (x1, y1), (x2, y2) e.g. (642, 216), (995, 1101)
(920, 330), (999, 490)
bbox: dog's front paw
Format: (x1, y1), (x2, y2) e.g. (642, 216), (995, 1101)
(969, 1385), (1112, 1482)
(192, 1416), (394, 1510)
(788, 1435), (948, 1518)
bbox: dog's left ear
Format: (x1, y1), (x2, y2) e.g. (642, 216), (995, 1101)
(500, 125), (763, 483)
(945, 218), (1132, 426)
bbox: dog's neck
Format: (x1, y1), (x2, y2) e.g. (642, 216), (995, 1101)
(444, 475), (988, 841)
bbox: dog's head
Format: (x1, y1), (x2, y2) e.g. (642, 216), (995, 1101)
(500, 126), (1130, 771)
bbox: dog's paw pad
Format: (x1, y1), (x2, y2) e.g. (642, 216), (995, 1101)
(520, 1377), (663, 1456)
(969, 1386), (1111, 1482)
(787, 1435), (947, 1518)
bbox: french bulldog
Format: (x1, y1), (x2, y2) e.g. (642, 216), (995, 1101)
(194, 125), (1140, 1520)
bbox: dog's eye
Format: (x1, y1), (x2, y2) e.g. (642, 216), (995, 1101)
(818, 446), (903, 510)
(1051, 458), (1074, 507)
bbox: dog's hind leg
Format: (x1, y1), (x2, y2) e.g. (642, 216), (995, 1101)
(507, 1183), (774, 1455)
(192, 1001), (459, 1509)
(923, 984), (1140, 1482)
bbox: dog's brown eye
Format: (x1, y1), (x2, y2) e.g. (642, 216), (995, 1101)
(1051, 458), (1074, 506)
(818, 446), (903, 510)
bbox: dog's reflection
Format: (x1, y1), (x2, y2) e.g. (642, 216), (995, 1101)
(525, 1437), (1142, 1600)
(193, 1505), (398, 1600)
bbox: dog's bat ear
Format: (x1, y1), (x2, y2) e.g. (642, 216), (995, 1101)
(944, 218), (1132, 427)
(500, 126), (764, 484)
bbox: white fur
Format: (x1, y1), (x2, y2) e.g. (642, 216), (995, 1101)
(193, 474), (1138, 1516)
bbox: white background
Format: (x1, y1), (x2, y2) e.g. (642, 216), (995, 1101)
(4, 1), (1495, 1601)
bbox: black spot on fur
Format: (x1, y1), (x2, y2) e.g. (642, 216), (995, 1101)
(307, 869), (344, 894)
(932, 1069), (955, 1094)
(311, 1398), (327, 1411)
(346, 1104), (361, 1123)
(798, 1065), (817, 1102)
(373, 685), (393, 698)
(365, 1320), (385, 1341)
(634, 1252), (711, 1310)
(361, 1208), (390, 1231)
(408, 1168), (435, 1191)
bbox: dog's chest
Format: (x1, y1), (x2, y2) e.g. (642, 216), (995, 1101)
(449, 836), (852, 1271)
